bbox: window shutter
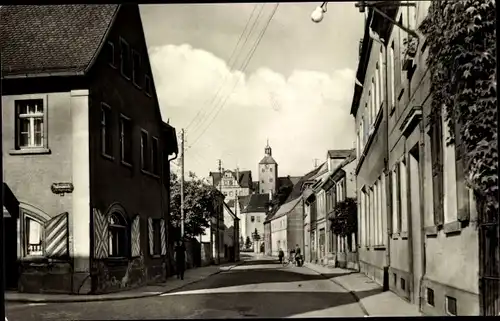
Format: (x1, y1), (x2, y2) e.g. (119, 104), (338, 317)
(148, 217), (154, 255)
(93, 208), (109, 259)
(131, 215), (141, 257)
(43, 212), (69, 258)
(160, 219), (167, 256)
(454, 120), (470, 222)
(430, 115), (444, 226)
(395, 162), (402, 232)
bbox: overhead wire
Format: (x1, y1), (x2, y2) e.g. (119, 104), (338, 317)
(187, 3), (280, 149)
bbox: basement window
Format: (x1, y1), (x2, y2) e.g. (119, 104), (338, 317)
(400, 278), (406, 291)
(446, 296), (457, 316)
(393, 273), (397, 287)
(426, 288), (435, 306)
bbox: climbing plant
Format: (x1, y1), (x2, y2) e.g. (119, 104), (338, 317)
(329, 197), (357, 237)
(419, 0), (497, 215)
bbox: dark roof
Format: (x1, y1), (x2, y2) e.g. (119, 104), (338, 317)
(209, 170), (253, 189)
(285, 165), (324, 203)
(289, 176), (302, 185)
(276, 176), (293, 190)
(237, 195), (252, 212)
(328, 149), (355, 159)
(259, 155), (277, 165)
(1, 5), (119, 77)
(241, 194), (270, 213)
(226, 199), (235, 208)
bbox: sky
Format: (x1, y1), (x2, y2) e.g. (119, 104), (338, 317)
(140, 3), (364, 179)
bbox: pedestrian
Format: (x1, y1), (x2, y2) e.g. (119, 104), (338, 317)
(175, 240), (186, 280)
(278, 248), (284, 265)
(295, 244), (302, 267)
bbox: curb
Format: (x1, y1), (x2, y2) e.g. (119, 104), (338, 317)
(304, 264), (370, 316)
(7, 260), (247, 304)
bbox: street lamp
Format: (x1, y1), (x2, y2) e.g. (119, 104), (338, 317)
(311, 2), (327, 23)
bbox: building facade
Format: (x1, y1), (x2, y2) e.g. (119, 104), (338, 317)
(1, 4), (178, 294)
(210, 169), (253, 201)
(258, 141), (278, 196)
(351, 1), (480, 315)
(222, 202), (240, 262)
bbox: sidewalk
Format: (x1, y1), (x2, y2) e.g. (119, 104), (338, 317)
(6, 260), (247, 303)
(304, 263), (423, 317)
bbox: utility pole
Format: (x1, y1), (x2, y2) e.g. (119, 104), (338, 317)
(180, 129), (185, 239)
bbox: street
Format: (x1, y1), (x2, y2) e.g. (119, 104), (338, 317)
(6, 257), (366, 320)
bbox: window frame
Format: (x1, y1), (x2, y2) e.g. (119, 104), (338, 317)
(100, 102), (114, 160)
(132, 49), (142, 89)
(119, 114), (133, 167)
(144, 75), (152, 97)
(119, 37), (131, 80)
(389, 41), (396, 113)
(107, 41), (116, 68)
(23, 214), (44, 258)
(14, 98), (48, 153)
(108, 212), (129, 258)
(151, 136), (160, 176)
(140, 129), (149, 172)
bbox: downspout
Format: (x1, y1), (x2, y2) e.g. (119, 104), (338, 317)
(418, 113), (427, 311)
(165, 151), (178, 274)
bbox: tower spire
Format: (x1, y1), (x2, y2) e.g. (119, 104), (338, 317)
(264, 139), (272, 156)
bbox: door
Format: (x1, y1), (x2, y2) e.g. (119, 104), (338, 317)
(409, 146), (423, 304)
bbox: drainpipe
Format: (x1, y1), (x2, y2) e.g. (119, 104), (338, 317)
(166, 150), (178, 273)
(418, 115), (427, 311)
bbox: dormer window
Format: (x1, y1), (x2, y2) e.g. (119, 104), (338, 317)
(119, 37), (131, 79)
(132, 50), (142, 88)
(145, 75), (152, 97)
(106, 41), (115, 68)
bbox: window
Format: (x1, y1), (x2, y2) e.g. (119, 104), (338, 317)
(257, 216), (261, 223)
(145, 75), (152, 96)
(229, 191), (233, 197)
(152, 219), (161, 256)
(106, 41), (115, 67)
(262, 168), (265, 173)
(108, 212), (128, 257)
(120, 115), (132, 165)
(15, 99), (45, 150)
(132, 50), (142, 87)
(270, 168), (273, 172)
(119, 38), (131, 79)
(379, 47), (385, 109)
(370, 80), (376, 126)
(391, 166), (401, 234)
(426, 288), (435, 306)
(251, 216), (255, 223)
(375, 64), (381, 113)
(223, 192), (228, 196)
(261, 189), (264, 193)
(400, 278), (406, 291)
(261, 180), (264, 183)
(446, 296), (457, 316)
(24, 216), (43, 256)
(101, 103), (113, 157)
(269, 178), (273, 183)
(399, 159), (408, 233)
(140, 130), (149, 171)
(151, 136), (159, 175)
(389, 42), (395, 110)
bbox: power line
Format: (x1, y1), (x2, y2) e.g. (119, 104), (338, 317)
(188, 3), (280, 149)
(185, 4), (265, 134)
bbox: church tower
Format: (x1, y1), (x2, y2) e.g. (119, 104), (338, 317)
(258, 139), (278, 196)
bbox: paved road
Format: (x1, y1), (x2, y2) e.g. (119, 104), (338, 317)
(6, 257), (366, 320)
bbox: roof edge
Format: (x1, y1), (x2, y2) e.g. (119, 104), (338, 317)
(83, 4), (121, 75)
(2, 71), (85, 79)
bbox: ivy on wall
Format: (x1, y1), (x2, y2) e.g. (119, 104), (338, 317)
(419, 0), (497, 215)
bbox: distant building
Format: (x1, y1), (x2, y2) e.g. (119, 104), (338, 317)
(209, 169), (253, 201)
(258, 140), (278, 196)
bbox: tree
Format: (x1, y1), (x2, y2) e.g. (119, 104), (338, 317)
(170, 172), (222, 240)
(329, 198), (357, 237)
(245, 236), (252, 250)
(419, 0), (497, 215)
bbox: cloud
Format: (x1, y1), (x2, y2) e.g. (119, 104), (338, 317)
(150, 44), (356, 177)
